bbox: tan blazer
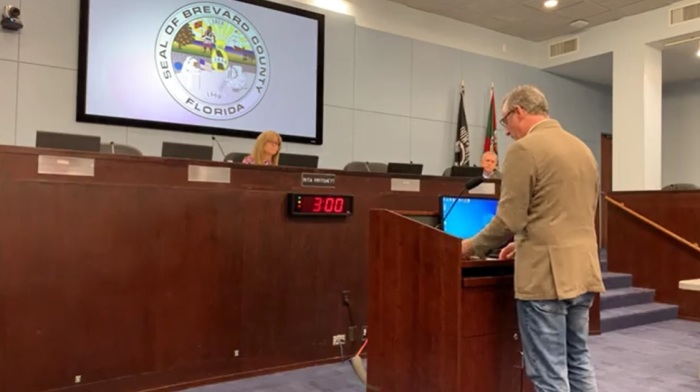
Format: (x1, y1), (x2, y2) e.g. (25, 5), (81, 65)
(472, 120), (605, 300)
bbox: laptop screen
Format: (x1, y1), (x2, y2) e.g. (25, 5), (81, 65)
(161, 142), (213, 160)
(279, 153), (319, 168)
(439, 196), (498, 239)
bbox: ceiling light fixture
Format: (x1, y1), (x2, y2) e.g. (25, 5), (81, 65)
(570, 19), (590, 29)
(544, 0), (559, 8)
(696, 41), (700, 57)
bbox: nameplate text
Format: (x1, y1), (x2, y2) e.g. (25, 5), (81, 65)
(187, 165), (231, 184)
(301, 173), (336, 188)
(391, 178), (420, 192)
(37, 155), (95, 177)
(468, 182), (496, 195)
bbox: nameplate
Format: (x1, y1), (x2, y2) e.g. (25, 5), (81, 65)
(679, 279), (700, 292)
(37, 155), (95, 177)
(391, 178), (420, 192)
(301, 173), (336, 188)
(469, 182), (496, 195)
(187, 165), (231, 184)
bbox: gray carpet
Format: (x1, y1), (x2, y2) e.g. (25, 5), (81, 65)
(188, 319), (700, 392)
(591, 320), (700, 392)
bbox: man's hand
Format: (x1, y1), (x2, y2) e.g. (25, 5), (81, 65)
(461, 239), (475, 259)
(499, 242), (516, 259)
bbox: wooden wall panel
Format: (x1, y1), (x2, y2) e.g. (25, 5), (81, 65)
(610, 191), (700, 244)
(607, 191), (700, 321)
(0, 183), (160, 390)
(0, 146), (494, 391)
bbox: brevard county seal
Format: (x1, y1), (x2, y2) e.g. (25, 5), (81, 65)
(155, 2), (270, 120)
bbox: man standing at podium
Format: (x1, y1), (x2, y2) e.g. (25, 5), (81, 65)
(461, 85), (605, 392)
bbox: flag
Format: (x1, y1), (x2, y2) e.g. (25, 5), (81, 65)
(454, 83), (470, 166)
(484, 83), (498, 158)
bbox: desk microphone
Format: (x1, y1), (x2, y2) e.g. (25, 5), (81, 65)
(110, 141), (115, 154)
(364, 161), (371, 172)
(435, 177), (484, 229)
(212, 136), (226, 161)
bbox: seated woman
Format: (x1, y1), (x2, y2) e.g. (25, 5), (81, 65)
(242, 130), (282, 166)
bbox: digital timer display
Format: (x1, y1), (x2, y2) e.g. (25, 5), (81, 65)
(287, 193), (353, 216)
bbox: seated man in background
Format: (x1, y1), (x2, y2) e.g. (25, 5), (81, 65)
(242, 130), (282, 166)
(481, 150), (500, 179)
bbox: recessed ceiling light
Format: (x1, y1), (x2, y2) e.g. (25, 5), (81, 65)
(570, 19), (589, 29)
(696, 42), (700, 57)
(544, 0), (559, 8)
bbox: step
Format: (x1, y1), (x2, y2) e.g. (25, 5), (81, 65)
(600, 287), (655, 310)
(602, 272), (633, 290)
(601, 302), (679, 333)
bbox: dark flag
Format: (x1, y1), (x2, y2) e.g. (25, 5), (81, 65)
(454, 83), (470, 166)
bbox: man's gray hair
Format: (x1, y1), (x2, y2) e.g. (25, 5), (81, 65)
(502, 85), (549, 115)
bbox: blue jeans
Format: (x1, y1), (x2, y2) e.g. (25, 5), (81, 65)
(517, 293), (598, 392)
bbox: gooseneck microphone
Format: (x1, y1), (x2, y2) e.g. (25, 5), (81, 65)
(435, 177), (484, 229)
(212, 136), (226, 161)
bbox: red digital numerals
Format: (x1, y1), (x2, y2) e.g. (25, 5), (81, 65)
(311, 197), (345, 213)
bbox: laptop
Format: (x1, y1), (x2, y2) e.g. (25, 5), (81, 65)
(448, 166), (483, 178)
(161, 142), (213, 160)
(439, 195), (507, 257)
(387, 162), (423, 175)
(279, 153), (319, 168)
(35, 131), (101, 152)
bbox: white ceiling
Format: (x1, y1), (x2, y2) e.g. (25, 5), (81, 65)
(545, 52), (613, 85)
(663, 39), (700, 83)
(543, 38), (700, 85)
(386, 0), (685, 42)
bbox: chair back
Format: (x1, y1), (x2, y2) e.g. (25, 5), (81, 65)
(100, 143), (143, 156)
(662, 183), (698, 191)
(343, 161), (387, 173)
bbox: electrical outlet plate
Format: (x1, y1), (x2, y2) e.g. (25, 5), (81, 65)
(332, 334), (346, 346)
(74, 375), (82, 384)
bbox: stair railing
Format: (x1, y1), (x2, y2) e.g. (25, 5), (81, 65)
(605, 195), (700, 254)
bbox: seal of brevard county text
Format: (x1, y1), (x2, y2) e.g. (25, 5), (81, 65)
(155, 2), (270, 120)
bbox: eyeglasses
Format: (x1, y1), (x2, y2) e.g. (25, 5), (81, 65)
(500, 108), (516, 127)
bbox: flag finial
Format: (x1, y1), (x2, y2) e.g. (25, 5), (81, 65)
(461, 80), (465, 92)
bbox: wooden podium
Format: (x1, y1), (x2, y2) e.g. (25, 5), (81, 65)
(368, 209), (528, 392)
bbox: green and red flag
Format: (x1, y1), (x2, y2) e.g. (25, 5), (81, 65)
(484, 83), (498, 158)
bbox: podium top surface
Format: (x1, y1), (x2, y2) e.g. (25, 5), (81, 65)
(461, 259), (513, 269)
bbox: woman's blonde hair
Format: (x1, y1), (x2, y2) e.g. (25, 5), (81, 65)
(251, 130), (282, 165)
